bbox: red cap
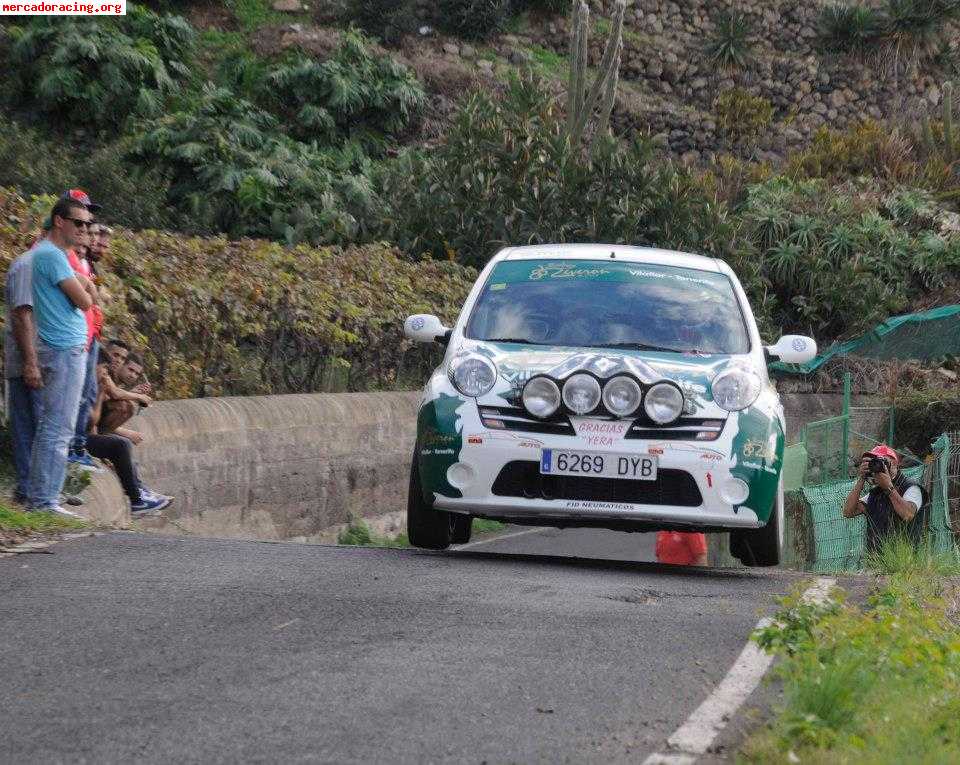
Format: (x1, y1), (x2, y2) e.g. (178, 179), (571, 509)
(865, 444), (899, 464)
(61, 188), (102, 212)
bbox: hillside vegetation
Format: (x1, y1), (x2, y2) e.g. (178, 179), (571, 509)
(2, 2), (960, 397)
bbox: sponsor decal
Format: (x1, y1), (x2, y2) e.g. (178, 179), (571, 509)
(467, 435), (483, 445)
(699, 452), (722, 462)
(529, 263), (612, 281)
(625, 268), (713, 287)
(422, 428), (459, 447)
(791, 337), (807, 352)
(706, 472), (713, 487)
(648, 447), (665, 455)
(411, 316), (425, 331)
(741, 435), (779, 465)
(741, 461), (778, 474)
(572, 418), (630, 447)
(518, 440), (542, 449)
(563, 500), (635, 512)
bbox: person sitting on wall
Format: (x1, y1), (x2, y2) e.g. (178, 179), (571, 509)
(842, 445), (926, 553)
(85, 349), (171, 515)
(98, 346), (152, 440)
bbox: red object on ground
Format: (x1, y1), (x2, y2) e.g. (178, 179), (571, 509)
(655, 531), (708, 565)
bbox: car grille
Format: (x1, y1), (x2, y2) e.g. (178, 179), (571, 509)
(479, 406), (724, 441)
(491, 461), (703, 507)
(478, 406), (575, 436)
(625, 417), (726, 441)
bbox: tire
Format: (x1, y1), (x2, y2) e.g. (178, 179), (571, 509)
(407, 453), (452, 550)
(450, 514), (473, 545)
(731, 478), (784, 568)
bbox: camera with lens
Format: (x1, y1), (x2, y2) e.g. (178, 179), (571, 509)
(868, 457), (887, 475)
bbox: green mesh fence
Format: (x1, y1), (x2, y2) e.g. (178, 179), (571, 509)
(772, 304), (960, 374)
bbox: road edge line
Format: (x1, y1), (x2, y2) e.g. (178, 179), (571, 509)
(642, 575), (837, 764)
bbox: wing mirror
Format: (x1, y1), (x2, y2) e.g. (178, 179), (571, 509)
(404, 314), (452, 345)
(765, 335), (817, 365)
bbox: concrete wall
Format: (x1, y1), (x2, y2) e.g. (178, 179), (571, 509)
(85, 392), (421, 542)
(82, 391), (867, 554)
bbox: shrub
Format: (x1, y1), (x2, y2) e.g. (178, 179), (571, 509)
(714, 88), (774, 143)
(128, 84), (378, 244)
(260, 30), (427, 150)
(345, 0), (417, 45)
(889, 389), (960, 457)
(437, 0), (513, 41)
(705, 10), (755, 70)
(0, 116), (175, 231)
(102, 233), (475, 397)
(787, 122), (918, 183)
(818, 4), (883, 53)
(818, 0), (960, 59)
(378, 73), (731, 268)
(883, 0), (960, 61)
(2, 4), (195, 131)
(737, 177), (960, 340)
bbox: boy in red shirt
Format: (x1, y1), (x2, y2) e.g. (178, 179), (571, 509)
(655, 531), (709, 566)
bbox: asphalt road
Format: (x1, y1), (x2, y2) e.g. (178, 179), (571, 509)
(0, 530), (808, 764)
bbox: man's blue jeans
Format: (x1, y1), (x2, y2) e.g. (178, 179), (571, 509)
(26, 342), (87, 509)
(6, 376), (41, 502)
(72, 337), (99, 452)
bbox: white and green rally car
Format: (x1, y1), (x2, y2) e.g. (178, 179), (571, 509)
(403, 244), (816, 566)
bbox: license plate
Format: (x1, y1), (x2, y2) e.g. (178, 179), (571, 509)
(540, 449), (658, 481)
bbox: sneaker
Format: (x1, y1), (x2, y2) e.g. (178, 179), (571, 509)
(32, 504), (84, 520)
(131, 495), (171, 515)
(67, 451), (104, 474)
(59, 493), (85, 507)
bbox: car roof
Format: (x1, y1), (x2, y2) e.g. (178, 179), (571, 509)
(495, 244), (724, 273)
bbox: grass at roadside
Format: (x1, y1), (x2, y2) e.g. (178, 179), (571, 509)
(0, 502), (86, 534)
(337, 517), (507, 548)
(741, 538), (960, 764)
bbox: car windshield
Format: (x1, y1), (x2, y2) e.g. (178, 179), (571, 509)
(464, 258), (751, 354)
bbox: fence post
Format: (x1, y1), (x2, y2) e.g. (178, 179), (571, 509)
(887, 406), (896, 446)
(841, 372), (851, 476)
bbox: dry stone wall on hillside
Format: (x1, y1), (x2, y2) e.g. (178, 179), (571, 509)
(531, 0), (956, 162)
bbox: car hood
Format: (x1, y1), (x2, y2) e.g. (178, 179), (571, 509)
(452, 340), (744, 417)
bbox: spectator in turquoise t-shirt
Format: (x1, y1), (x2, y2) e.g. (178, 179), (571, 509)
(25, 197), (99, 517)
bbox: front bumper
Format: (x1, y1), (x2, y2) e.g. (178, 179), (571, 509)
(427, 431), (765, 530)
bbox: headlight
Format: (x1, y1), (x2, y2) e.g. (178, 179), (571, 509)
(711, 367), (762, 411)
(602, 376), (642, 417)
(450, 356), (497, 397)
(562, 373), (602, 415)
(644, 382), (684, 424)
(522, 376), (561, 419)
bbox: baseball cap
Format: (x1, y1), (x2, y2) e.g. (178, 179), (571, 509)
(61, 188), (102, 212)
(864, 444), (899, 464)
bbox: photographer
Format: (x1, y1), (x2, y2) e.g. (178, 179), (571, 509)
(842, 445), (925, 553)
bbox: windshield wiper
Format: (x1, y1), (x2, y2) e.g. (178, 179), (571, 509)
(592, 341), (688, 353)
(484, 337), (543, 344)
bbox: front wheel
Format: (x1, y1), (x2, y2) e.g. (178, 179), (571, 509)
(407, 454), (452, 550)
(730, 479), (784, 567)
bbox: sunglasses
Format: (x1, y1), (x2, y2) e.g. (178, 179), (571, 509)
(63, 217), (94, 229)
